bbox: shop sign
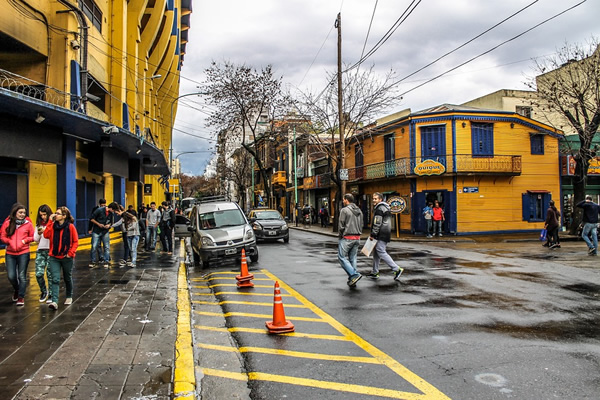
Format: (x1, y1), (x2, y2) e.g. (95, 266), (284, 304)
(561, 155), (600, 176)
(387, 196), (407, 214)
(463, 187), (479, 193)
(414, 159), (445, 176)
(144, 184), (152, 195)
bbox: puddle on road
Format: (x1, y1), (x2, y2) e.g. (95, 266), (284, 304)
(562, 283), (600, 299)
(493, 271), (549, 284)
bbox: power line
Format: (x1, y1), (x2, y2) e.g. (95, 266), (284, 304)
(395, 0), (587, 98)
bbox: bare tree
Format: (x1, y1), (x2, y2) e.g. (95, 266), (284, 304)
(203, 61), (291, 208)
(296, 65), (402, 231)
(179, 174), (219, 198)
(527, 38), (600, 233)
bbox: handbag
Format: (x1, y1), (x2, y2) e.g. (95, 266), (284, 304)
(539, 229), (547, 241)
(360, 238), (376, 257)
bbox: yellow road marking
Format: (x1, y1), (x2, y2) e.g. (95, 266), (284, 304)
(197, 343), (379, 364)
(262, 270), (451, 400)
(194, 310), (325, 322)
(200, 283), (275, 289)
(194, 325), (349, 341)
(191, 277), (272, 282)
(173, 241), (195, 399)
(201, 368), (431, 400)
(193, 300), (307, 308)
(211, 291), (292, 297)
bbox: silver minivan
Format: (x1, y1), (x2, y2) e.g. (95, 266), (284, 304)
(175, 200), (258, 267)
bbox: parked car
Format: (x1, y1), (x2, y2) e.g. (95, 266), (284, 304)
(175, 200), (258, 267)
(248, 208), (289, 243)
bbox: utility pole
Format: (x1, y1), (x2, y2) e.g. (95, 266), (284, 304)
(293, 125), (298, 227)
(336, 13), (346, 196)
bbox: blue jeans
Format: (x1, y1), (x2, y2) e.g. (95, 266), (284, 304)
(5, 253), (30, 298)
(91, 231), (110, 263)
(433, 220), (443, 235)
(425, 219), (433, 236)
(582, 222), (598, 252)
(338, 239), (360, 280)
(127, 235), (140, 265)
(372, 240), (400, 274)
(48, 256), (73, 304)
(146, 225), (158, 250)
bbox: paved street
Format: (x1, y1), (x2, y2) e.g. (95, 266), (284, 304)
(1, 228), (599, 399)
(191, 227), (600, 400)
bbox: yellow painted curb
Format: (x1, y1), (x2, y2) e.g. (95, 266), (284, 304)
(173, 240), (196, 399)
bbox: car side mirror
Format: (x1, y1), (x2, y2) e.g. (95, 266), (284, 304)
(284, 216), (290, 222)
(249, 217), (256, 223)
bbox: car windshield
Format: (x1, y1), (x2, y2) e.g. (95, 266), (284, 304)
(199, 209), (246, 230)
(254, 211), (282, 220)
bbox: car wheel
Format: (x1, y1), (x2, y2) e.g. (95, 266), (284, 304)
(192, 249), (200, 266)
(283, 235), (289, 243)
(250, 254), (259, 263)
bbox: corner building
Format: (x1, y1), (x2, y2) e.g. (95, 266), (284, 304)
(344, 105), (562, 235)
(0, 0), (192, 233)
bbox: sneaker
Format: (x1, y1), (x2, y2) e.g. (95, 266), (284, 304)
(126, 261), (133, 267)
(12, 290), (18, 302)
(16, 298), (24, 306)
(48, 302), (58, 310)
(348, 274), (362, 287)
(39, 292), (48, 303)
(46, 298), (53, 304)
(426, 235), (432, 238)
(394, 268), (404, 281)
(119, 259), (127, 266)
(103, 263), (110, 269)
(549, 243), (559, 249)
(88, 263), (96, 268)
(588, 247), (595, 254)
(556, 244), (561, 248)
(64, 298), (72, 305)
(438, 233), (443, 237)
(167, 252), (173, 255)
(366, 272), (379, 279)
(542, 242), (549, 247)
(130, 263), (136, 268)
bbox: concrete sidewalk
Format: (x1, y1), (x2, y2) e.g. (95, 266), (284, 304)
(0, 242), (180, 400)
(288, 222), (564, 243)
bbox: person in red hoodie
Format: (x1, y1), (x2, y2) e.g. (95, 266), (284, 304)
(43, 206), (78, 310)
(1, 203), (34, 306)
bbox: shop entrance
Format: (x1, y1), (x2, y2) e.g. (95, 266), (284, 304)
(412, 190), (455, 234)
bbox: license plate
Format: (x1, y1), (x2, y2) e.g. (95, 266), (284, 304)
(225, 248), (237, 255)
(268, 231), (277, 235)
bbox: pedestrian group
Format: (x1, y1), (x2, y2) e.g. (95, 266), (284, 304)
(1, 199), (176, 310)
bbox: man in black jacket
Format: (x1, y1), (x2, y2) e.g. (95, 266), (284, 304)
(338, 194), (363, 287)
(367, 192), (403, 280)
(576, 195), (600, 255)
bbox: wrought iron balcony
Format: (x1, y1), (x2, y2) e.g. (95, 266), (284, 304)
(303, 173), (331, 189)
(347, 154), (521, 182)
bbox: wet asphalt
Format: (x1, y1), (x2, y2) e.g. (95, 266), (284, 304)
(191, 227), (600, 400)
(0, 240), (179, 399)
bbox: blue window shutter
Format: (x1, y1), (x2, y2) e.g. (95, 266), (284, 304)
(522, 193), (531, 221)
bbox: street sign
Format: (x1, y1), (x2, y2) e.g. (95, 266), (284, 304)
(339, 168), (348, 181)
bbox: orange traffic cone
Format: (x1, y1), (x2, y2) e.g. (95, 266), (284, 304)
(265, 281), (295, 334)
(236, 249), (254, 288)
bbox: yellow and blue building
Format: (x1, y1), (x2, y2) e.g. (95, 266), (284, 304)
(0, 0), (191, 234)
(344, 104), (563, 235)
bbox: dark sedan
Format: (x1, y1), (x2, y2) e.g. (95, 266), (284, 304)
(248, 209), (289, 243)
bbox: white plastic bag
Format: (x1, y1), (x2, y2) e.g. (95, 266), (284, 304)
(360, 238), (376, 257)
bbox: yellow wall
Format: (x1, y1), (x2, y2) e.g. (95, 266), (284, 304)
(28, 162), (57, 219)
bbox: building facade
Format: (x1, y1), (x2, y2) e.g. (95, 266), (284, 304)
(0, 0), (191, 233)
(340, 105), (562, 235)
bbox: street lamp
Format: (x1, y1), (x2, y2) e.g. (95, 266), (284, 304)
(169, 91), (210, 173)
(135, 74), (162, 90)
(174, 150), (214, 177)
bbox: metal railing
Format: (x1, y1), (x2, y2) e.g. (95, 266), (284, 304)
(0, 68), (73, 109)
(347, 154), (521, 182)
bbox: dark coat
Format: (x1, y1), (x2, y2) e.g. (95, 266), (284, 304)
(370, 202), (392, 243)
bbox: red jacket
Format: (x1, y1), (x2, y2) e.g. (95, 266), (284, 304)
(0, 218), (34, 255)
(43, 222), (79, 259)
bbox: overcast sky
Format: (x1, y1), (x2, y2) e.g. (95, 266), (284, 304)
(172, 0), (599, 176)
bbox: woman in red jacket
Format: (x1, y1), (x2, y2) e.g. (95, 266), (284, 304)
(0, 203), (34, 306)
(43, 206), (78, 310)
